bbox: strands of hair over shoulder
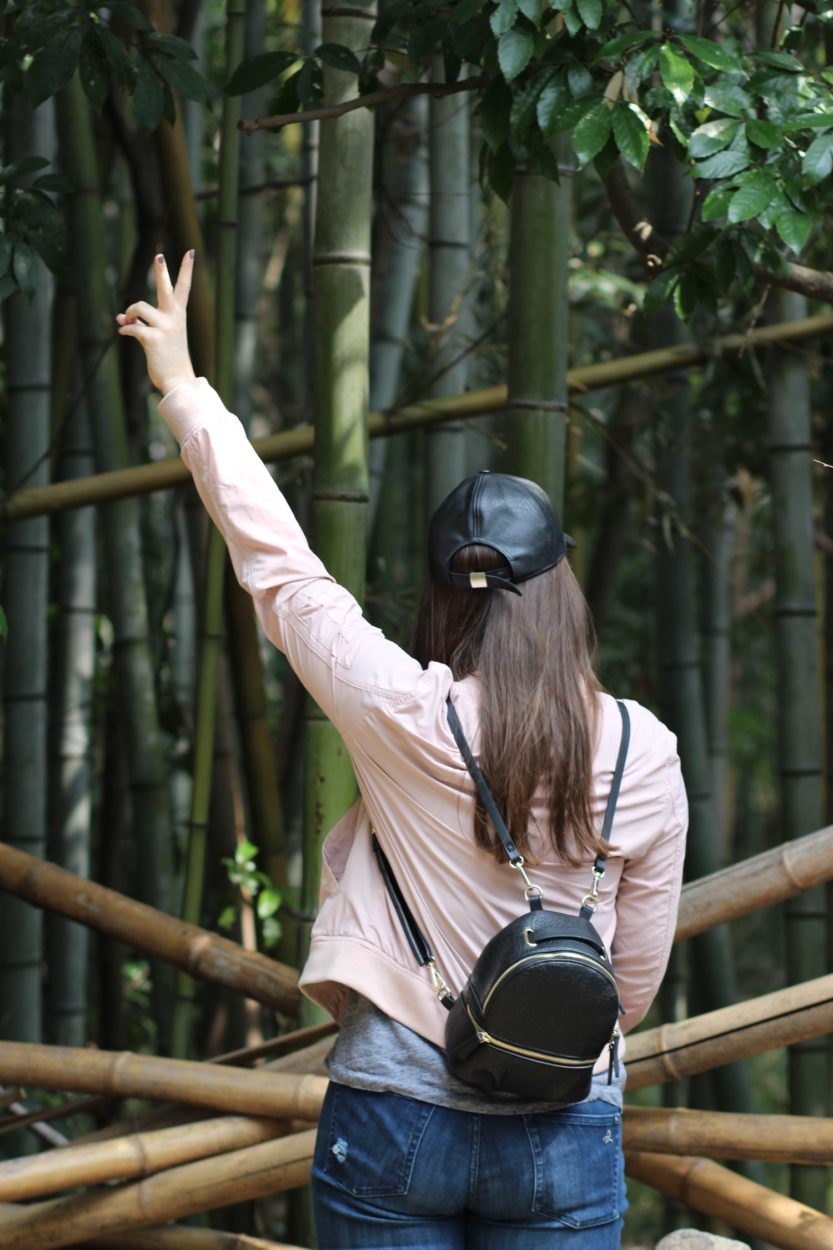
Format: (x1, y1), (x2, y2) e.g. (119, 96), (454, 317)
(413, 545), (603, 864)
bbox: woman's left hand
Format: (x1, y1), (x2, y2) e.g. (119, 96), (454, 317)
(116, 251), (197, 397)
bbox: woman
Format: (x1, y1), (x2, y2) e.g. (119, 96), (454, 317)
(118, 253), (687, 1249)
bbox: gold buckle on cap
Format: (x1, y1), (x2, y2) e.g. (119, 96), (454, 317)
(469, 571), (488, 589)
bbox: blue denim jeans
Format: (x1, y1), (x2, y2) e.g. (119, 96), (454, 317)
(312, 1082), (627, 1249)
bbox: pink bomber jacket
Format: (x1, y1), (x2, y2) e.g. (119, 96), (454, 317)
(160, 379), (689, 1071)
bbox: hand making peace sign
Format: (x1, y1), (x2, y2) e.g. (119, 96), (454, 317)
(116, 251), (197, 397)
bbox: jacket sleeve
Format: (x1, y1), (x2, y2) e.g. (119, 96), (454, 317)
(612, 746), (688, 1037)
(159, 379), (426, 737)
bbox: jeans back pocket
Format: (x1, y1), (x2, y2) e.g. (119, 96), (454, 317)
(316, 1084), (435, 1198)
(525, 1101), (623, 1228)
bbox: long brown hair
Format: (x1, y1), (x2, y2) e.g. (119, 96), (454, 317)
(413, 544), (604, 864)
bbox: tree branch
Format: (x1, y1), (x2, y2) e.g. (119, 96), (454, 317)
(239, 75), (487, 135)
(604, 157), (833, 305)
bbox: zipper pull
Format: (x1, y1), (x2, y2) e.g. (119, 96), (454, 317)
(607, 1025), (620, 1084)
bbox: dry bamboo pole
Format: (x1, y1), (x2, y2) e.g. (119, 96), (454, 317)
(0, 1114), (299, 1201)
(675, 823), (833, 941)
(0, 1128), (316, 1250)
(0, 1042), (327, 1122)
(625, 973), (833, 1090)
(623, 1105), (833, 1164)
(90, 1231), (303, 1250)
(6, 312), (833, 523)
(625, 1152), (833, 1250)
(0, 843), (298, 1014)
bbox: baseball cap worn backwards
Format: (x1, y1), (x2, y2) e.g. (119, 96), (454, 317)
(428, 470), (576, 595)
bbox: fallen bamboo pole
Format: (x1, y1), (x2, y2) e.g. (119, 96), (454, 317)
(0, 1128), (316, 1250)
(626, 973), (833, 1089)
(5, 313), (833, 522)
(0, 843), (299, 1015)
(0, 1112), (303, 1202)
(675, 823), (833, 942)
(90, 1233), (304, 1250)
(0, 1041), (327, 1122)
(623, 1105), (833, 1164)
(625, 1151), (833, 1250)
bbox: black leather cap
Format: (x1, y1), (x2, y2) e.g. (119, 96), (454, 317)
(428, 470), (575, 595)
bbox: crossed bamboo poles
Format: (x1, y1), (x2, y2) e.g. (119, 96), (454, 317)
(2, 826), (833, 1250)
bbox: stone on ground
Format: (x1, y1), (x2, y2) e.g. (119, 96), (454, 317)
(656, 1232), (750, 1250)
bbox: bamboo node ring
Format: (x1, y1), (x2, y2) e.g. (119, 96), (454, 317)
(780, 844), (808, 893)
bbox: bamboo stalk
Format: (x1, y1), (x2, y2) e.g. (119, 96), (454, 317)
(625, 1152), (833, 1250)
(626, 974), (833, 1089)
(7, 313), (833, 523)
(676, 823), (833, 941)
(0, 1129), (316, 1250)
(0, 1114), (294, 1201)
(623, 1105), (833, 1164)
(0, 843), (299, 1014)
(0, 1042), (327, 1121)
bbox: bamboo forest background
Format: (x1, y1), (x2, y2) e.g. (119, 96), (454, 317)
(2, 0), (833, 1243)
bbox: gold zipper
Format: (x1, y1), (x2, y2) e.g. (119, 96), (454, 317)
(481, 950), (617, 1014)
(464, 1000), (597, 1067)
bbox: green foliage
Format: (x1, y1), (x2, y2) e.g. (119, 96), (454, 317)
(0, 156), (67, 299)
(220, 839), (283, 950)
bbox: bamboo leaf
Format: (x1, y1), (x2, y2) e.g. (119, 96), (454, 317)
(746, 120), (782, 149)
(576, 0), (602, 29)
(693, 148), (750, 179)
(573, 101), (612, 165)
(687, 117), (739, 158)
(316, 43), (361, 74)
(612, 103), (649, 170)
(490, 0), (519, 36)
(226, 51), (298, 95)
(801, 131), (833, 184)
(774, 208), (811, 253)
(727, 171), (776, 223)
(498, 26), (535, 82)
(659, 45), (694, 106)
(677, 34), (742, 72)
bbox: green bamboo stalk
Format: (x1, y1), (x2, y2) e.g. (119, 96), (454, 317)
(299, 0), (376, 1016)
(425, 58), (470, 510)
(701, 482), (735, 853)
(767, 286), (827, 1206)
(234, 0), (267, 429)
(57, 72), (176, 1028)
(301, 0), (321, 421)
(0, 94), (54, 1052)
(503, 139), (572, 511)
(171, 0), (246, 1060)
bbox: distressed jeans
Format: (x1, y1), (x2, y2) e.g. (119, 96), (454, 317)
(312, 1082), (627, 1249)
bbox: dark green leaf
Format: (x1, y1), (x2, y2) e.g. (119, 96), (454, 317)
(575, 0), (602, 29)
(693, 149), (750, 179)
(27, 27), (83, 106)
(642, 268), (678, 312)
(548, 93), (599, 133)
(745, 119), (781, 149)
(624, 43), (660, 93)
(511, 76), (544, 133)
(537, 71), (569, 135)
(115, 4), (153, 32)
(518, 0), (542, 26)
(774, 208), (811, 253)
(498, 26), (534, 81)
(714, 237), (735, 290)
(296, 57), (323, 109)
(677, 34), (741, 72)
(490, 0), (518, 36)
(524, 126), (560, 179)
(451, 0), (484, 21)
(593, 30), (655, 64)
(78, 34), (111, 111)
(146, 33), (198, 61)
(12, 242), (37, 298)
(611, 103), (648, 170)
(756, 50), (802, 71)
(784, 113), (833, 131)
(802, 132), (833, 184)
(443, 48), (461, 84)
(562, 4), (583, 37)
(98, 27), (135, 90)
(133, 54), (164, 131)
(0, 156), (50, 184)
(153, 51), (209, 104)
(226, 51), (298, 95)
(673, 271), (700, 320)
(702, 82), (752, 117)
(573, 101), (612, 165)
(667, 225), (718, 264)
(269, 68), (301, 116)
(479, 75), (512, 151)
(0, 235), (12, 279)
(700, 185), (733, 222)
(659, 45), (694, 106)
(727, 172), (776, 223)
(485, 140), (516, 202)
(567, 64), (593, 97)
(0, 271), (18, 303)
(687, 117), (739, 159)
(32, 172), (73, 193)
(316, 42), (361, 75)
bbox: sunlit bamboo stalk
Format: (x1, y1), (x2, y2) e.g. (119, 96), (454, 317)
(623, 1105), (833, 1164)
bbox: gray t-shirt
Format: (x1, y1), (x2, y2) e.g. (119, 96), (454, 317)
(326, 992), (625, 1114)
